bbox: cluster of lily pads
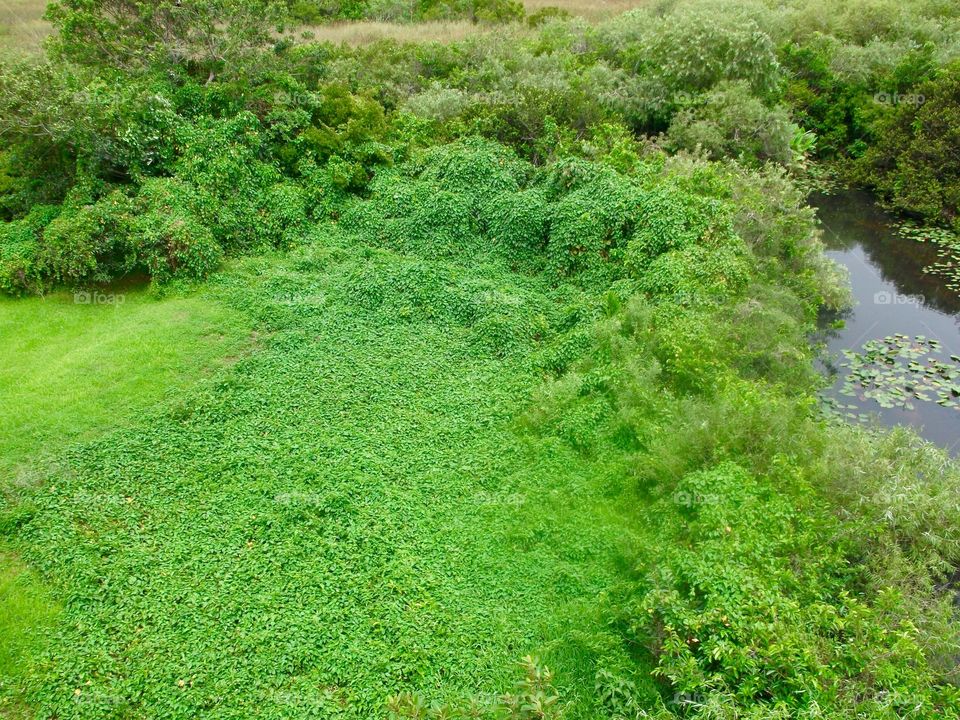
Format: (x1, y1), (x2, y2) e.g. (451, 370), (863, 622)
(897, 223), (960, 294)
(839, 334), (960, 412)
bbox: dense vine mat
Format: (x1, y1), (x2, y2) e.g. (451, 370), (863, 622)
(4, 239), (647, 718)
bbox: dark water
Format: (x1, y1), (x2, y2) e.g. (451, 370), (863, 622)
(812, 190), (960, 454)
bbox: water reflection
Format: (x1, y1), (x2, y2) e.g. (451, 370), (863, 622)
(811, 190), (960, 454)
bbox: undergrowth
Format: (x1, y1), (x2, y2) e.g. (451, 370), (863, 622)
(1, 1), (960, 717)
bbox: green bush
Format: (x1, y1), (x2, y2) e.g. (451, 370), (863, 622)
(861, 62), (960, 228)
(598, 6), (782, 128)
(45, 0), (281, 76)
(127, 178), (223, 282)
(625, 185), (733, 273)
(33, 179), (225, 286)
(479, 189), (550, 266)
(0, 204), (60, 294)
(545, 167), (638, 277)
(419, 0), (524, 23)
(417, 136), (526, 204)
(628, 458), (957, 717)
(666, 81), (798, 166)
(174, 112), (288, 252)
(40, 190), (133, 284)
(526, 6), (572, 28)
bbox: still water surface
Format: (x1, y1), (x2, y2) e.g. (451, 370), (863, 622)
(812, 190), (960, 453)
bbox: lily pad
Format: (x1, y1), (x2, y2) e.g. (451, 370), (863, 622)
(837, 334), (960, 413)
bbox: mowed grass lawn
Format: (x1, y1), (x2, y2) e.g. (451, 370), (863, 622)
(0, 288), (253, 481)
(0, 243), (650, 718)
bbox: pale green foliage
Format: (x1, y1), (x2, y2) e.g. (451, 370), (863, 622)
(404, 83), (474, 122)
(44, 0), (283, 75)
(666, 81), (797, 166)
(598, 5), (782, 124)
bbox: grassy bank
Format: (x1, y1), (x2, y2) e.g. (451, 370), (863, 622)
(0, 287), (252, 480)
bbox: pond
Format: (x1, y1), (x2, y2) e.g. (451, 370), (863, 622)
(812, 190), (960, 454)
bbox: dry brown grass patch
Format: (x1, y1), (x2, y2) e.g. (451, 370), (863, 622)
(0, 0), (49, 55)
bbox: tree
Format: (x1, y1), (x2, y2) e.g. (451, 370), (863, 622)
(44, 0), (284, 79)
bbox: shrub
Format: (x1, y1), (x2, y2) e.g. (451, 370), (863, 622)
(638, 242), (750, 301)
(628, 458), (958, 717)
(666, 81), (797, 166)
(625, 185), (733, 274)
(546, 167), (638, 277)
(479, 189), (550, 266)
(417, 136), (525, 204)
(861, 62), (960, 228)
(0, 204), (60, 294)
(174, 112), (287, 252)
(419, 0), (524, 23)
(403, 84), (474, 123)
(366, 0), (418, 22)
(127, 178), (223, 282)
(472, 0), (524, 24)
(527, 6), (572, 28)
(387, 184), (478, 258)
(35, 178), (226, 286)
(40, 190), (134, 284)
(598, 6), (782, 128)
(45, 0), (281, 77)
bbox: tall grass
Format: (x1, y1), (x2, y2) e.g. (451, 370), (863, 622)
(0, 0), (653, 54)
(0, 0), (48, 55)
(297, 18), (483, 45)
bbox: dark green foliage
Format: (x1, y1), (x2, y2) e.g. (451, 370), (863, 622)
(127, 178), (224, 282)
(290, 0), (369, 22)
(780, 40), (876, 158)
(0, 110), (310, 288)
(40, 190), (134, 284)
(862, 63), (960, 229)
(0, 204), (60, 294)
(35, 179), (223, 285)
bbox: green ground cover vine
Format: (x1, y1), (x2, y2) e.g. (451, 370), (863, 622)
(2, 1), (960, 718)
